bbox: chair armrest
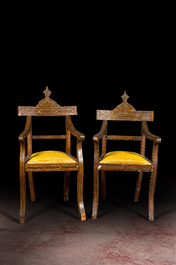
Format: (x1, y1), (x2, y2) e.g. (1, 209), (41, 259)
(66, 116), (85, 141)
(19, 130), (30, 142)
(93, 121), (107, 142)
(19, 117), (32, 142)
(142, 121), (161, 144)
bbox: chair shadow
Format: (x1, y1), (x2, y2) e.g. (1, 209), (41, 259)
(25, 198), (81, 223)
(99, 193), (176, 221)
(0, 209), (19, 223)
(98, 196), (149, 221)
(155, 206), (176, 221)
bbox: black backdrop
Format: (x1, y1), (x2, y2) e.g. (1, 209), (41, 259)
(3, 20), (175, 202)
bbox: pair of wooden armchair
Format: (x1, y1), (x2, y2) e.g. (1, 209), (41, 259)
(18, 88), (161, 223)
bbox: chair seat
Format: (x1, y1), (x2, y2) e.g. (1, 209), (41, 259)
(26, 151), (77, 165)
(100, 151), (151, 165)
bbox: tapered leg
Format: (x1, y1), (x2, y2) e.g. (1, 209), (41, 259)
(134, 171), (143, 202)
(148, 143), (159, 221)
(28, 172), (35, 201)
(77, 168), (86, 221)
(148, 170), (157, 221)
(19, 167), (26, 224)
(63, 171), (70, 201)
(92, 166), (99, 219)
(101, 171), (106, 201)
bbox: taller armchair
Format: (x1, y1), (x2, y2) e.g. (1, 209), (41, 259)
(18, 87), (86, 223)
(92, 92), (161, 221)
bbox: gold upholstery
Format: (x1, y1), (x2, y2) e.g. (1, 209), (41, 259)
(100, 151), (151, 165)
(27, 151), (77, 164)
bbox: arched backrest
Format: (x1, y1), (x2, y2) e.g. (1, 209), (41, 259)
(97, 91), (154, 122)
(18, 87), (77, 117)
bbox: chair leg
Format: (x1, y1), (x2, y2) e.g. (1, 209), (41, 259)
(77, 168), (86, 221)
(148, 170), (157, 221)
(19, 168), (26, 224)
(134, 171), (143, 202)
(92, 166), (99, 219)
(28, 172), (35, 201)
(63, 171), (70, 201)
(101, 171), (106, 201)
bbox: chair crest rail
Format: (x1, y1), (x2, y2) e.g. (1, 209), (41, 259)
(96, 91), (153, 121)
(97, 110), (154, 121)
(18, 87), (77, 117)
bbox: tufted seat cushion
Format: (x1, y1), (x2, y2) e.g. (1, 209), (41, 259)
(26, 151), (77, 164)
(100, 151), (151, 165)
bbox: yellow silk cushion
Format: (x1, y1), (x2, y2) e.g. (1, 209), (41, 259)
(100, 151), (151, 165)
(27, 151), (77, 164)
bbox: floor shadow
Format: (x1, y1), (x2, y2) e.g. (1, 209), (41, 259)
(0, 209), (19, 223)
(99, 196), (149, 221)
(155, 206), (176, 221)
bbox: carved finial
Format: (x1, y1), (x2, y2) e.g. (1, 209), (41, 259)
(121, 91), (129, 102)
(43, 86), (52, 98)
(36, 86), (60, 108)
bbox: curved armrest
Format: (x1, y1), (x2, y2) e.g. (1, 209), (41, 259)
(19, 117), (32, 142)
(93, 121), (107, 142)
(142, 121), (161, 144)
(66, 116), (85, 141)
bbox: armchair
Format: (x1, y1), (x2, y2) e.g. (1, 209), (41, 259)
(92, 92), (161, 221)
(18, 87), (86, 223)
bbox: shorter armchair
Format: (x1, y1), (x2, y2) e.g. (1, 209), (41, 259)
(92, 92), (161, 221)
(18, 87), (86, 223)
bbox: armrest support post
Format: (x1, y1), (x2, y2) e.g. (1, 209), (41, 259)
(19, 117), (32, 142)
(142, 121), (161, 144)
(93, 121), (107, 142)
(66, 116), (85, 141)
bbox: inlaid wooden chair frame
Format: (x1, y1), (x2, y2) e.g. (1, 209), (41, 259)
(92, 92), (161, 221)
(18, 87), (86, 223)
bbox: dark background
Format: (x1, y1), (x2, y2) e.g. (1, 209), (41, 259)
(2, 10), (175, 207)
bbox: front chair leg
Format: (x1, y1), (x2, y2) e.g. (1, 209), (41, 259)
(77, 168), (86, 221)
(148, 169), (157, 221)
(134, 171), (143, 202)
(19, 168), (26, 224)
(92, 166), (99, 219)
(149, 143), (159, 221)
(63, 171), (70, 201)
(28, 172), (35, 202)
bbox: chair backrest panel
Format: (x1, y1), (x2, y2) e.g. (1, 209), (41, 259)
(97, 110), (153, 121)
(97, 91), (154, 122)
(18, 106), (77, 116)
(18, 87), (77, 117)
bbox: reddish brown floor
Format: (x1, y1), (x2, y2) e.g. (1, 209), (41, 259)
(0, 172), (176, 265)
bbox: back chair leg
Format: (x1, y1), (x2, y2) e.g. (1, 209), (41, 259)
(134, 171), (143, 202)
(101, 171), (106, 201)
(28, 172), (35, 202)
(92, 167), (99, 219)
(77, 168), (86, 221)
(63, 171), (70, 201)
(19, 168), (26, 224)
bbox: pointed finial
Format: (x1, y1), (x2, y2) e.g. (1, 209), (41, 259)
(43, 86), (52, 98)
(121, 91), (129, 102)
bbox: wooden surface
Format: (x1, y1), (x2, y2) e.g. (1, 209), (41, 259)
(97, 110), (154, 121)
